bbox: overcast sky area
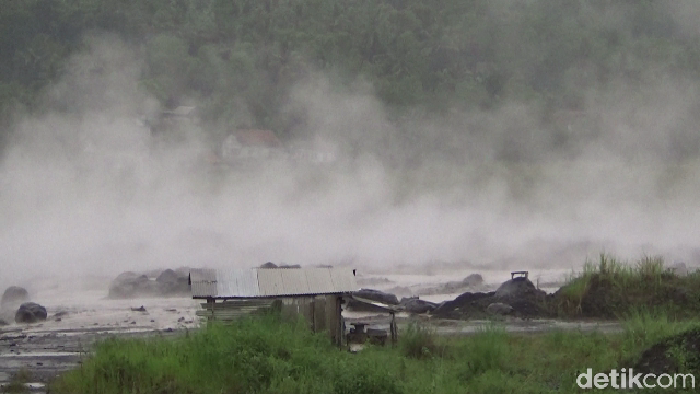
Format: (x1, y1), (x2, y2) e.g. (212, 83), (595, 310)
(2, 1), (700, 288)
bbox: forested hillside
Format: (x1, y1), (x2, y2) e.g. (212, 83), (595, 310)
(1, 0), (700, 149)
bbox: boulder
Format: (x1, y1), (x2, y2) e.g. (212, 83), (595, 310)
(109, 269), (191, 299)
(155, 269), (190, 294)
(400, 298), (437, 314)
(431, 291), (496, 318)
(431, 277), (550, 319)
(107, 272), (158, 299)
(493, 277), (549, 317)
(463, 274), (484, 288)
(259, 262), (278, 269)
(15, 302), (47, 324)
(486, 302), (513, 315)
(1, 286), (29, 307)
(156, 269), (179, 283)
(494, 277), (546, 300)
(279, 264), (301, 269)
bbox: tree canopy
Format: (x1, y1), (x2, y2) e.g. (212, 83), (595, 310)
(1, 0), (699, 145)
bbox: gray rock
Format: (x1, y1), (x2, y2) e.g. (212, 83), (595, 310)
(1, 286), (29, 307)
(156, 269), (190, 295)
(463, 274), (484, 288)
(156, 269), (179, 283)
(109, 269), (190, 299)
(494, 277), (546, 300)
(108, 272), (158, 299)
(400, 298), (437, 314)
(486, 302), (513, 315)
(259, 262), (278, 268)
(15, 302), (48, 324)
(0, 318), (7, 326)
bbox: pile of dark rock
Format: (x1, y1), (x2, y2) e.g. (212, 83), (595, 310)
(1, 286), (49, 324)
(345, 274), (552, 319)
(107, 269), (191, 299)
(14, 302), (47, 324)
(432, 277), (551, 319)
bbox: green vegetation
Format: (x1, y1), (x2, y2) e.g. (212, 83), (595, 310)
(1, 369), (32, 394)
(552, 254), (700, 319)
(2, 0), (700, 148)
(49, 311), (700, 394)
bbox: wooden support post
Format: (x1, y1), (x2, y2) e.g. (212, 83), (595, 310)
(391, 313), (397, 347)
(336, 296), (343, 348)
(206, 298), (215, 326)
(311, 298), (316, 333)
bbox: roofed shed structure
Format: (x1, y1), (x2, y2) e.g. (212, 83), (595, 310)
(189, 267), (359, 347)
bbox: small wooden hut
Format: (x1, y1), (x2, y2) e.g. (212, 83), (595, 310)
(189, 267), (359, 347)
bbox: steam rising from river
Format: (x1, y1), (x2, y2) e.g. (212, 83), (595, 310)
(2, 1), (700, 289)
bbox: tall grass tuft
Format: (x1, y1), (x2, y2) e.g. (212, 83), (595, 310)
(554, 253), (700, 319)
(621, 307), (700, 351)
(459, 323), (509, 380)
(400, 322), (437, 359)
(1, 369), (32, 394)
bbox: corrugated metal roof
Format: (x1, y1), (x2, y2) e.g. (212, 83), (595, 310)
(217, 268), (260, 298)
(189, 267), (359, 299)
(190, 268), (218, 298)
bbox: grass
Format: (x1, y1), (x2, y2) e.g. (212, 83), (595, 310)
(553, 253), (700, 319)
(1, 369), (32, 394)
(45, 254), (700, 393)
(48, 309), (700, 394)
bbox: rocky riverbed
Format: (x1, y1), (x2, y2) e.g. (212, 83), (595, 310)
(0, 289), (199, 392)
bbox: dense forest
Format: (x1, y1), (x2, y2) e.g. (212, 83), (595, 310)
(1, 0), (700, 155)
